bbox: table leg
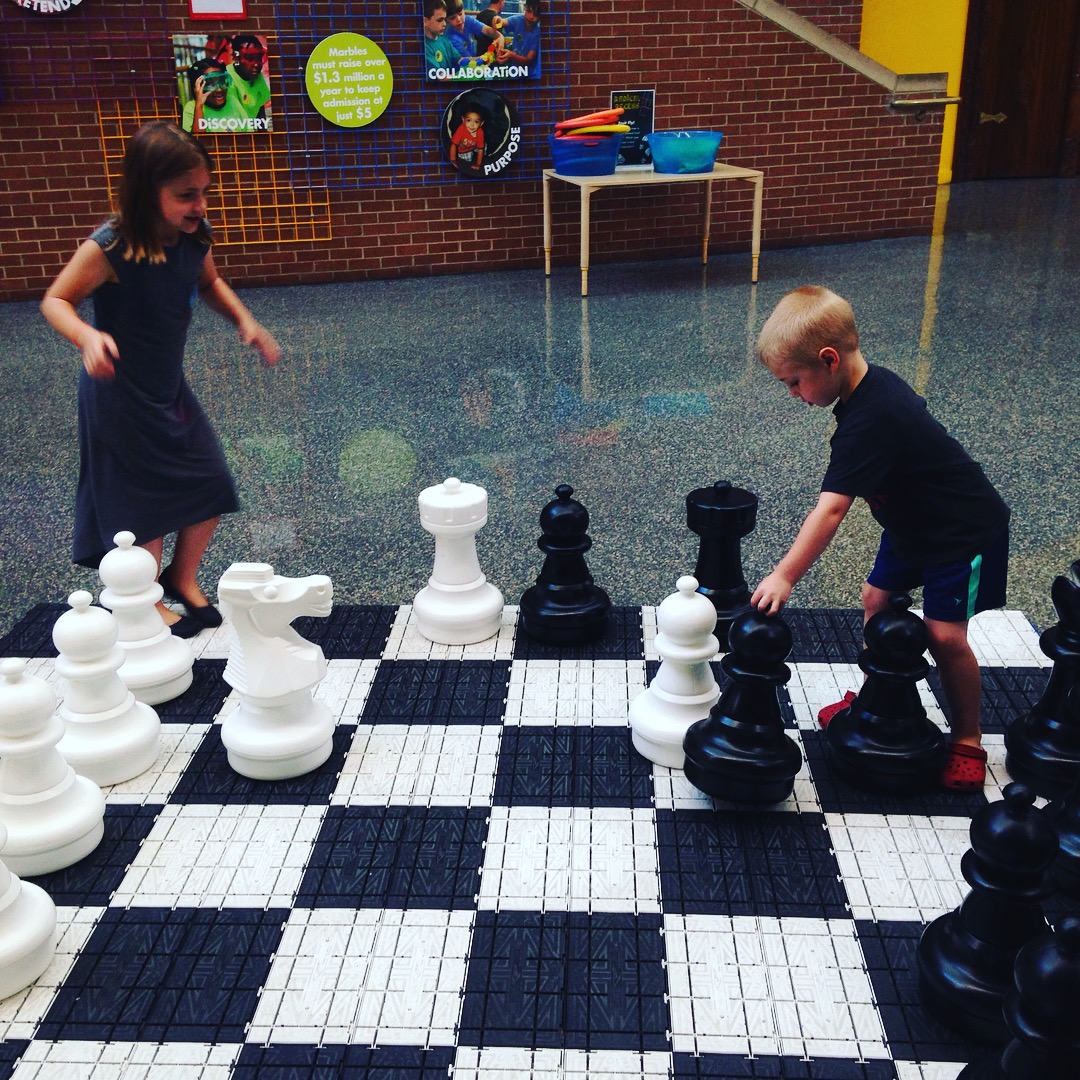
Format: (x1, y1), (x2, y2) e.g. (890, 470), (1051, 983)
(542, 173), (552, 277)
(750, 173), (763, 283)
(580, 186), (593, 297)
(702, 180), (713, 265)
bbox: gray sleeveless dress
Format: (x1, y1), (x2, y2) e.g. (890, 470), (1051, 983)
(73, 222), (238, 567)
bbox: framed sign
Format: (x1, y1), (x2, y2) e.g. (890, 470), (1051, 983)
(189, 0), (246, 20)
(611, 88), (655, 168)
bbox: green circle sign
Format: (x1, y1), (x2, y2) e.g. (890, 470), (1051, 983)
(305, 33), (393, 128)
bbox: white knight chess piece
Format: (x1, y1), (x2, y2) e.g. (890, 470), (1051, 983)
(217, 563), (335, 780)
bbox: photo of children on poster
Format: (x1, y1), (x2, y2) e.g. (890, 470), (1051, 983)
(173, 32), (273, 134)
(441, 88), (521, 178)
(423, 0), (541, 83)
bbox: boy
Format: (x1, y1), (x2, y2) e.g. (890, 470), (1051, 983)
(449, 108), (485, 172)
(751, 286), (1010, 790)
(227, 33), (271, 126)
(424, 0), (463, 73)
(445, 0), (504, 63)
(497, 0), (541, 77)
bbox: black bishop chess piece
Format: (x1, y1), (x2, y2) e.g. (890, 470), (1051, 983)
(958, 917), (1080, 1079)
(685, 480), (758, 643)
(682, 606), (802, 804)
(1005, 560), (1080, 798)
(918, 782), (1059, 1045)
(825, 593), (947, 795)
(518, 484), (611, 645)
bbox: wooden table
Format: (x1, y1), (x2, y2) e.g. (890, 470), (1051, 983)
(542, 163), (764, 296)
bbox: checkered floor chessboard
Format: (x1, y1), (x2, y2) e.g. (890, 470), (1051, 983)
(0, 601), (1074, 1080)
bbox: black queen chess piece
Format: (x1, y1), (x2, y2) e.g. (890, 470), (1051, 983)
(918, 782), (1059, 1045)
(1005, 560), (1080, 798)
(682, 606), (802, 804)
(518, 484), (611, 645)
(959, 918), (1080, 1079)
(685, 480), (758, 642)
(825, 593), (947, 795)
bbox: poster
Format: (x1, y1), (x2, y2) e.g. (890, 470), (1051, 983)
(305, 33), (393, 129)
(423, 0), (541, 83)
(611, 88), (654, 167)
(173, 32), (272, 134)
(440, 87), (521, 178)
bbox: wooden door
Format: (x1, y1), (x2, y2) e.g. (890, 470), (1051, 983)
(954, 0), (1080, 179)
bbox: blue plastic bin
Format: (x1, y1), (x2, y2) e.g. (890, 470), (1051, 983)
(549, 133), (624, 176)
(646, 130), (724, 174)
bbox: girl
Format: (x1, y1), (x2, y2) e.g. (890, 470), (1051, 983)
(41, 120), (281, 637)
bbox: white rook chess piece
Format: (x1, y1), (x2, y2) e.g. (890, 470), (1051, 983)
(413, 477), (503, 644)
(0, 658), (105, 876)
(98, 531), (194, 706)
(0, 819), (57, 1002)
(217, 563), (335, 780)
(53, 591), (161, 786)
(630, 575), (722, 768)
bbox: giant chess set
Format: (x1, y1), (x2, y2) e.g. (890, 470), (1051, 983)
(0, 479), (1077, 1079)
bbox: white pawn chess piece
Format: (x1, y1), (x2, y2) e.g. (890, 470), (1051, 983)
(630, 575), (722, 768)
(0, 818), (57, 1002)
(53, 591), (161, 786)
(217, 563), (335, 780)
(412, 477), (504, 644)
(0, 658), (105, 876)
(98, 531), (194, 706)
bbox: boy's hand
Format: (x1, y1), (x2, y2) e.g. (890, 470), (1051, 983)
(241, 321), (281, 367)
(751, 571), (794, 616)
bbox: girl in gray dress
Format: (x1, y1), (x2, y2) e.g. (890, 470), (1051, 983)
(41, 121), (280, 638)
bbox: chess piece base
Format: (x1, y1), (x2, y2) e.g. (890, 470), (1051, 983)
(0, 877), (56, 1001)
(413, 580), (503, 645)
(630, 687), (719, 769)
(57, 700), (160, 787)
(221, 697), (335, 781)
(518, 586), (611, 645)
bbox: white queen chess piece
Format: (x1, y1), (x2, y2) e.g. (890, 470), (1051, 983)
(413, 477), (504, 644)
(630, 575), (722, 768)
(0, 658), (105, 876)
(217, 563), (335, 780)
(98, 531), (194, 705)
(53, 590), (161, 786)
(0, 818), (57, 1002)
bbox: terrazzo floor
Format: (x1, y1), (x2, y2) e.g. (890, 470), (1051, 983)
(0, 176), (1077, 637)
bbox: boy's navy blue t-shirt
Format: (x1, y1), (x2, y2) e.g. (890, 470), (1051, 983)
(821, 364), (1009, 567)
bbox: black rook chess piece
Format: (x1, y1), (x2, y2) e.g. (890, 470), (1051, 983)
(685, 480), (758, 642)
(959, 918), (1080, 1079)
(825, 593), (947, 794)
(918, 782), (1059, 1045)
(1005, 561), (1080, 798)
(518, 484), (611, 645)
(682, 606), (802, 804)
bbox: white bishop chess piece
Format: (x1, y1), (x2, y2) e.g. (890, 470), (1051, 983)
(0, 658), (105, 876)
(217, 563), (335, 780)
(98, 531), (194, 705)
(629, 575), (722, 768)
(0, 818), (57, 1002)
(53, 590), (160, 786)
(412, 477), (504, 644)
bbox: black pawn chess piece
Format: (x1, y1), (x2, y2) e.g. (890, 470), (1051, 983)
(518, 484), (611, 645)
(959, 918), (1080, 1079)
(918, 782), (1059, 1044)
(1005, 560), (1080, 798)
(685, 480), (758, 642)
(1043, 768), (1080, 902)
(825, 593), (947, 795)
(682, 607), (802, 804)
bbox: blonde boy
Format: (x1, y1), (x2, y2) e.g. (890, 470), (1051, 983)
(751, 286), (1010, 790)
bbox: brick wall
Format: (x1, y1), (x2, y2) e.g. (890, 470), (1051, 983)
(0, 0), (941, 300)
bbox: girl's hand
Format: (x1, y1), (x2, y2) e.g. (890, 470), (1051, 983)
(80, 329), (119, 381)
(194, 74), (211, 106)
(241, 321), (281, 367)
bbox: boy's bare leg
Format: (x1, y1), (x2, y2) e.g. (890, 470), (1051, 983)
(924, 617), (982, 747)
(860, 582), (892, 628)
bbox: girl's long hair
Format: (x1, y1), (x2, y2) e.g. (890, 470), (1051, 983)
(113, 121), (213, 263)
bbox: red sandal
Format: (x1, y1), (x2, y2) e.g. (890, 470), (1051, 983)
(818, 690), (857, 729)
(941, 743), (987, 791)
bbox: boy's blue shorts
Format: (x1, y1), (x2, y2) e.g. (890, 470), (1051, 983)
(867, 529), (1009, 622)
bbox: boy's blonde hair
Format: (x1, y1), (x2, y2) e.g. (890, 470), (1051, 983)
(757, 285), (859, 370)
